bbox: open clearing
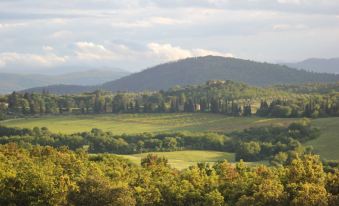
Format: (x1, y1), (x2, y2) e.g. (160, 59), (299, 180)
(0, 113), (296, 134)
(306, 117), (339, 160)
(1, 113), (338, 160)
(119, 150), (235, 170)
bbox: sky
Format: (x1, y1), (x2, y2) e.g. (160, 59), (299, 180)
(0, 0), (339, 74)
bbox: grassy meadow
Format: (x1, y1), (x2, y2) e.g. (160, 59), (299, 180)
(0, 113), (296, 134)
(1, 113), (338, 161)
(119, 150), (235, 170)
(306, 117), (339, 160)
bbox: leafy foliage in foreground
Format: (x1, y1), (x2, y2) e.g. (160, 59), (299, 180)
(0, 144), (338, 206)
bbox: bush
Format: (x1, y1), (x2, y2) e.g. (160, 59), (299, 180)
(271, 105), (292, 117)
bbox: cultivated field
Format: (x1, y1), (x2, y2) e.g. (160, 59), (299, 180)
(1, 113), (338, 160)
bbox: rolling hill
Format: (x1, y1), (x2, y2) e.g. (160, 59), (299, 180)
(285, 57), (339, 74)
(22, 56), (339, 94)
(0, 73), (54, 94)
(0, 69), (129, 94)
(102, 56), (339, 92)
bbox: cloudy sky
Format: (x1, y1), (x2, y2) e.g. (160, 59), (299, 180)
(0, 0), (339, 74)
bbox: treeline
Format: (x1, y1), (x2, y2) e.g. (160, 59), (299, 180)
(274, 82), (339, 94)
(1, 80), (338, 118)
(231, 119), (319, 163)
(0, 119), (320, 163)
(1, 80), (277, 116)
(0, 143), (338, 206)
(256, 97), (339, 118)
(0, 126), (231, 154)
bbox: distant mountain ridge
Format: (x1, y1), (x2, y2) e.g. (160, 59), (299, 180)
(22, 84), (97, 95)
(22, 56), (339, 94)
(0, 69), (130, 94)
(285, 57), (339, 74)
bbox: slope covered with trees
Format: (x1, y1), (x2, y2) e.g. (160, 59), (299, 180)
(102, 56), (339, 92)
(21, 56), (339, 94)
(274, 82), (339, 94)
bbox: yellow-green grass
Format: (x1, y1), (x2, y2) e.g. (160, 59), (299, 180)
(119, 150), (235, 170)
(305, 117), (339, 160)
(0, 113), (296, 134)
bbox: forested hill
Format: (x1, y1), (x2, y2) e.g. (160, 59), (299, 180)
(102, 56), (339, 92)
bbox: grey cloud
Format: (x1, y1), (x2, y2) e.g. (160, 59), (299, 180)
(0, 0), (338, 73)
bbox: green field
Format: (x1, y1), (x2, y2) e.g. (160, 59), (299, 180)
(1, 113), (338, 160)
(119, 150), (235, 170)
(0, 113), (296, 134)
(306, 117), (339, 160)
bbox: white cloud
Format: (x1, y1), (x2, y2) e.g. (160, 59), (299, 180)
(277, 0), (303, 4)
(73, 41), (233, 65)
(273, 24), (308, 31)
(148, 16), (189, 25)
(75, 42), (115, 60)
(192, 48), (234, 57)
(147, 43), (192, 60)
(50, 30), (73, 39)
(147, 43), (233, 61)
(50, 18), (68, 25)
(0, 59), (6, 68)
(0, 52), (67, 68)
(111, 20), (152, 28)
(0, 23), (26, 30)
(111, 16), (190, 28)
(74, 41), (137, 61)
(42, 46), (54, 52)
(276, 0), (332, 5)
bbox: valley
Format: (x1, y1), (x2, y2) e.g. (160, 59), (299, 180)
(2, 113), (338, 161)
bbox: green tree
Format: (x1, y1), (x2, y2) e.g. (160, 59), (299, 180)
(204, 190), (224, 206)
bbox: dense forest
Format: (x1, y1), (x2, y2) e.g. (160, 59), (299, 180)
(0, 143), (338, 206)
(1, 80), (338, 120)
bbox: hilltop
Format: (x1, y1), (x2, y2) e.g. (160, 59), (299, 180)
(102, 56), (339, 92)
